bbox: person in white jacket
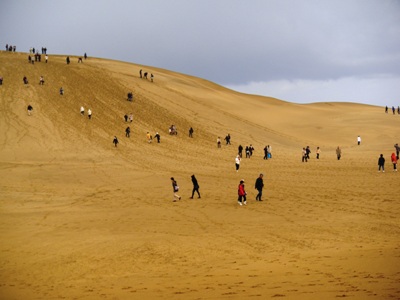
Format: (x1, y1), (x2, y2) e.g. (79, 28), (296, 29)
(235, 155), (241, 172)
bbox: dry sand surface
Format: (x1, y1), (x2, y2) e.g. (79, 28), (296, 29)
(0, 51), (400, 300)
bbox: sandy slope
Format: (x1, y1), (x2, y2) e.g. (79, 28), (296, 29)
(0, 51), (399, 300)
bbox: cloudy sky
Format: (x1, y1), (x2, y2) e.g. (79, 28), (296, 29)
(2, 0), (400, 106)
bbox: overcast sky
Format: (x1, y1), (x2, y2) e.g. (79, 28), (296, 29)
(2, 0), (399, 106)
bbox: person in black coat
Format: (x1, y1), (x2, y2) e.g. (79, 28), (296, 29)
(378, 154), (385, 172)
(255, 173), (264, 201)
(190, 174), (201, 199)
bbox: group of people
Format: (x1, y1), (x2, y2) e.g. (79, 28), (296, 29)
(80, 106), (92, 119)
(378, 150), (398, 172)
(237, 173), (265, 206)
(5, 44), (16, 52)
(170, 175), (201, 202)
(385, 106), (400, 115)
(139, 69), (154, 82)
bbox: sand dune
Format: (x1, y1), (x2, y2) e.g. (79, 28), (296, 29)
(0, 51), (399, 299)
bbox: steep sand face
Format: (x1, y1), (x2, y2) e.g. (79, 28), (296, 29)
(0, 51), (399, 299)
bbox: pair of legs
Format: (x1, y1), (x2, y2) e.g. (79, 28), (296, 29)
(190, 187), (201, 199)
(173, 193), (181, 201)
(256, 189), (263, 201)
(238, 195), (247, 205)
(378, 165), (385, 172)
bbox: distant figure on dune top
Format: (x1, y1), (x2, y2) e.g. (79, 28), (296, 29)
(144, 72), (148, 79)
(357, 135), (361, 145)
(238, 144), (243, 158)
(113, 136), (119, 147)
(139, 69), (142, 78)
(190, 175), (201, 199)
(78, 57), (83, 63)
(378, 154), (385, 172)
(385, 106), (388, 113)
(392, 106), (396, 115)
(66, 56), (70, 64)
(84, 53), (87, 60)
(151, 73), (154, 82)
(336, 146), (342, 160)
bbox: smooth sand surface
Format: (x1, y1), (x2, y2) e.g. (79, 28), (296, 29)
(1, 51), (399, 299)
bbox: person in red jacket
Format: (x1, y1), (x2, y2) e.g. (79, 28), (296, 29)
(238, 179), (247, 206)
(391, 153), (398, 171)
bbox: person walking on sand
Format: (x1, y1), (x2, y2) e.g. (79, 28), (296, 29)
(263, 146), (269, 160)
(238, 144), (243, 158)
(394, 143), (400, 159)
(302, 147), (308, 162)
(113, 136), (119, 147)
(357, 135), (361, 145)
(391, 153), (398, 171)
(190, 174), (201, 199)
(154, 132), (161, 143)
(189, 127), (194, 138)
(87, 109), (92, 119)
(125, 126), (130, 138)
(235, 155), (241, 172)
(80, 106), (84, 116)
(171, 177), (181, 202)
(336, 146), (342, 160)
(217, 137), (221, 148)
(255, 173), (264, 201)
(27, 104), (33, 116)
(378, 154), (385, 172)
(238, 179), (247, 206)
(146, 132), (152, 143)
(316, 147), (321, 159)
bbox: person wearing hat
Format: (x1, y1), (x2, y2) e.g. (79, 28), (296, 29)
(171, 177), (181, 202)
(154, 132), (161, 143)
(238, 179), (247, 206)
(255, 173), (264, 201)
